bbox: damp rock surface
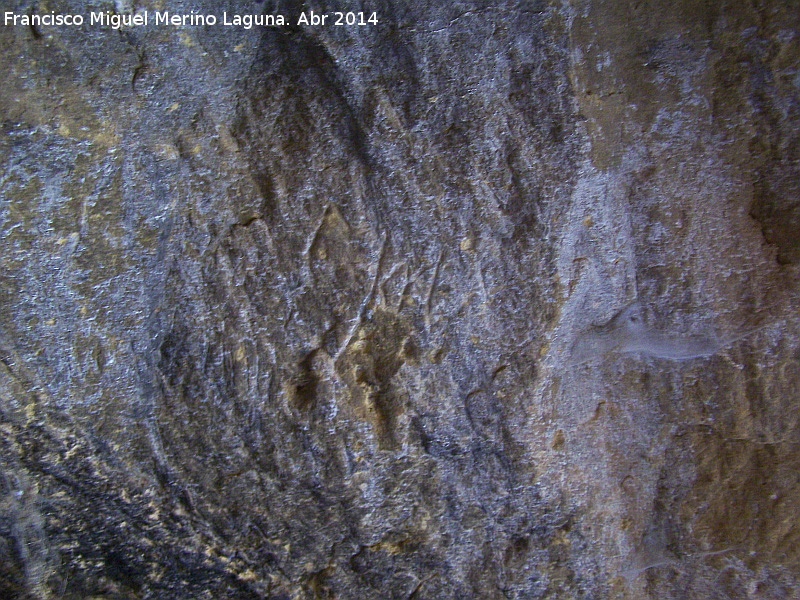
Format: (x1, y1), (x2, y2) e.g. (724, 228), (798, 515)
(1, 1), (799, 598)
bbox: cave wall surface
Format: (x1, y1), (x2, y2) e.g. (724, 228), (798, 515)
(1, 1), (799, 598)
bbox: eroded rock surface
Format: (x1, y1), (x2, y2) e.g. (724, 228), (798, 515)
(1, 1), (799, 598)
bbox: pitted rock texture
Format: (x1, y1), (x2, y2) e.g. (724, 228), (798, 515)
(1, 1), (799, 598)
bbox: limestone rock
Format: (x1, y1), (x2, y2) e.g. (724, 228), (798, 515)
(1, 1), (798, 598)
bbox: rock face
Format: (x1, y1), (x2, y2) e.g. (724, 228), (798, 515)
(1, 1), (799, 598)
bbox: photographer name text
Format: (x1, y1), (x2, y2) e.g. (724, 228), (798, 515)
(4, 10), (378, 30)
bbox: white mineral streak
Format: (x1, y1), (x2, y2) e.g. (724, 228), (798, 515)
(569, 302), (721, 365)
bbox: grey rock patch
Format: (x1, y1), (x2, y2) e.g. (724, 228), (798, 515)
(570, 302), (722, 365)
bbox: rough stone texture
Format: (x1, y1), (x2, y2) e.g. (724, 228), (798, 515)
(1, 0), (799, 598)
